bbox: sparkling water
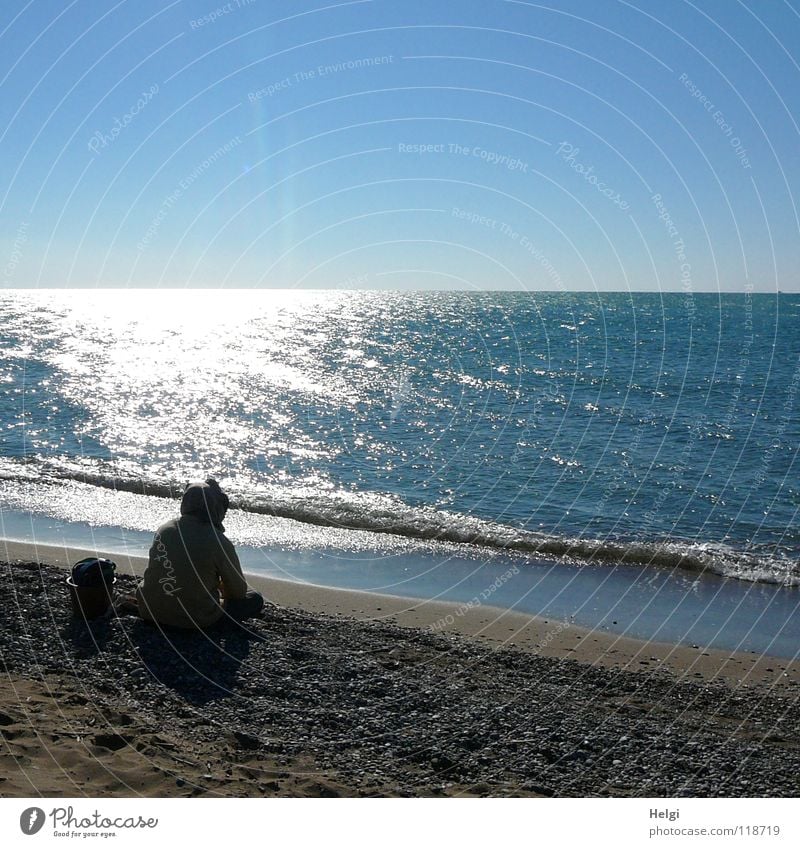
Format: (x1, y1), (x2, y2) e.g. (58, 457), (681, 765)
(1, 289), (798, 587)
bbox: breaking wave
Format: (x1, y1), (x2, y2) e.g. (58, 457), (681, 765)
(0, 457), (797, 588)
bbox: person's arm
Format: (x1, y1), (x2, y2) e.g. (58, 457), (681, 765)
(216, 533), (248, 601)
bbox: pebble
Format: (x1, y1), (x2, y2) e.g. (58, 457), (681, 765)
(2, 559), (799, 797)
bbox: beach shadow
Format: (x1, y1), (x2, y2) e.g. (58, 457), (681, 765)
(57, 573), (142, 656)
(129, 620), (260, 705)
(61, 612), (117, 654)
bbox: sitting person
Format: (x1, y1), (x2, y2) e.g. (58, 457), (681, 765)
(136, 478), (264, 629)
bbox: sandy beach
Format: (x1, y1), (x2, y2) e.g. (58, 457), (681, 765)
(1, 540), (799, 797)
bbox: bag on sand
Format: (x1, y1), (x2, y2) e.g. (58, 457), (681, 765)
(71, 557), (116, 588)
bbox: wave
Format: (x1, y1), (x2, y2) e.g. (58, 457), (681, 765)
(1, 457), (798, 587)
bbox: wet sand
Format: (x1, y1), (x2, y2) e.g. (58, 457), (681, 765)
(4, 539), (795, 687)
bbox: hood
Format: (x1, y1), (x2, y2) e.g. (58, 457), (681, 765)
(180, 478), (230, 530)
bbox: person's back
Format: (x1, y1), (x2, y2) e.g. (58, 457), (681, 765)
(136, 479), (263, 629)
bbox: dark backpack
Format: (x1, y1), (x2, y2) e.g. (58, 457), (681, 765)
(71, 557), (116, 588)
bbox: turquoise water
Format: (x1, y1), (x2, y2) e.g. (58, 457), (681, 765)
(1, 289), (799, 587)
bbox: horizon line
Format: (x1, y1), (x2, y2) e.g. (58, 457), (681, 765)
(1, 287), (795, 294)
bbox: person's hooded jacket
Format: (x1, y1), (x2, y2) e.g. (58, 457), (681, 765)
(136, 479), (247, 629)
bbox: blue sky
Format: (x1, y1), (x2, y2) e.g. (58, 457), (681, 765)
(1, 0), (799, 291)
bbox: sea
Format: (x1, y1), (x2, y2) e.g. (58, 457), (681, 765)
(1, 289), (799, 655)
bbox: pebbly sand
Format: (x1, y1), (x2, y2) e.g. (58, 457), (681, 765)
(1, 540), (799, 797)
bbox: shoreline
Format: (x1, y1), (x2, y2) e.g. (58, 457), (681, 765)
(3, 538), (797, 689)
(2, 501), (799, 657)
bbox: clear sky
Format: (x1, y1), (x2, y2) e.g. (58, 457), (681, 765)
(1, 0), (799, 291)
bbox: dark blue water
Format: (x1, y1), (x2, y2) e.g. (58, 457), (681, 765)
(1, 289), (799, 586)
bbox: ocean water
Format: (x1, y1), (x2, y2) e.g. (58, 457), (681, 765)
(1, 289), (799, 592)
